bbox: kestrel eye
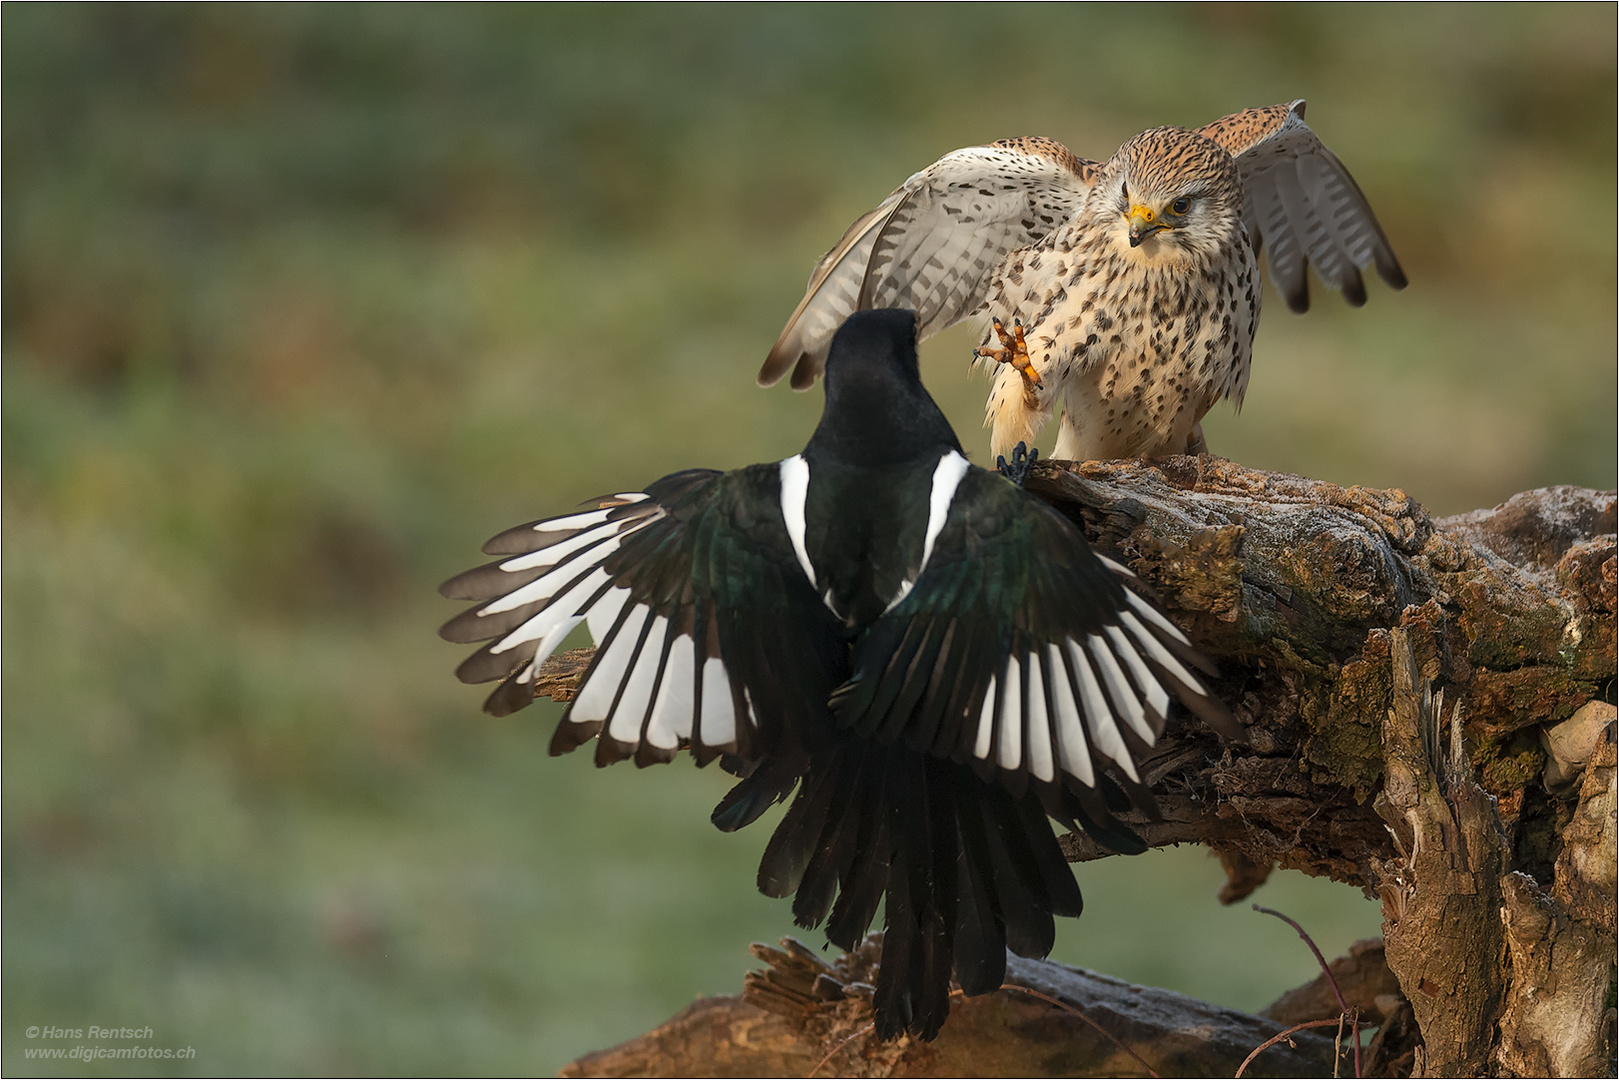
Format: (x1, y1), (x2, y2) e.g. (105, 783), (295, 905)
(1171, 197), (1193, 214)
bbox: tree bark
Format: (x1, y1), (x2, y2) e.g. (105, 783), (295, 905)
(547, 457), (1617, 1078)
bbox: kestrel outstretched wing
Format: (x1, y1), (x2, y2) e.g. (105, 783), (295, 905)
(1198, 99), (1407, 313)
(760, 139), (1098, 390)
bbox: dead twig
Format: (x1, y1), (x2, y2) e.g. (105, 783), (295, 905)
(1234, 1018), (1354, 1078)
(1254, 905), (1362, 1078)
(807, 1022), (874, 1078)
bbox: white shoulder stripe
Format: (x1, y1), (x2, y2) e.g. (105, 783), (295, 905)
(778, 456), (816, 587)
(919, 451), (971, 576)
(883, 449), (971, 614)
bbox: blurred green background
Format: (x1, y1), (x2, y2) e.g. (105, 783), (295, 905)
(4, 5), (1614, 1075)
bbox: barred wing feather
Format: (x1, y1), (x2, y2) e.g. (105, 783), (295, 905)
(1199, 99), (1406, 312)
(760, 142), (1096, 390)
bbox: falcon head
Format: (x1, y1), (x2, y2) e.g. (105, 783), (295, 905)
(1105, 127), (1243, 262)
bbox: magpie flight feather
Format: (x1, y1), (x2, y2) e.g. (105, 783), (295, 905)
(441, 308), (1243, 1040)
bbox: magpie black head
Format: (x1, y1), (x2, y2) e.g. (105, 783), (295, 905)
(807, 309), (963, 467)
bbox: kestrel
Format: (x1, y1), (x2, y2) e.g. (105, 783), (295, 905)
(760, 100), (1406, 461)
(442, 310), (1241, 1040)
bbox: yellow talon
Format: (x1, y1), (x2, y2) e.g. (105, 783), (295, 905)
(976, 318), (1042, 387)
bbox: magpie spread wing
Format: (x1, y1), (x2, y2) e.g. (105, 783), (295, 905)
(832, 468), (1242, 840)
(440, 466), (844, 767)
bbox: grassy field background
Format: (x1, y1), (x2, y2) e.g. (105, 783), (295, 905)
(4, 6), (1614, 1075)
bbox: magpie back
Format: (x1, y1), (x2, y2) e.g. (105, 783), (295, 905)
(806, 309), (963, 467)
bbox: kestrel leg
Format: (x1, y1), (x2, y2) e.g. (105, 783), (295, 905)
(975, 318), (1043, 409)
(1185, 421), (1209, 456)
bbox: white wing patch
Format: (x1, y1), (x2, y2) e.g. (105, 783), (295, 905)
(566, 601), (748, 754)
(960, 585), (1225, 792)
(574, 603), (651, 727)
(997, 653), (1023, 771)
(1087, 633), (1153, 744)
(1118, 609), (1206, 695)
(645, 633), (696, 750)
(444, 498), (661, 689)
(1105, 623), (1171, 725)
(973, 675), (998, 760)
(444, 494), (749, 754)
(1046, 642), (1093, 787)
(1023, 654), (1054, 782)
(1066, 639), (1139, 781)
(951, 541), (1235, 792)
(1123, 590), (1192, 648)
(1094, 553), (1135, 579)
(699, 657), (738, 748)
(584, 585), (630, 642)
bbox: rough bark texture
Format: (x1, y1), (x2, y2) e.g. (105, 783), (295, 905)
(548, 458), (1617, 1078)
(562, 937), (1346, 1078)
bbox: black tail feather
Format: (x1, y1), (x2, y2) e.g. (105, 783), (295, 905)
(788, 751), (867, 926)
(758, 739), (1083, 1040)
(980, 788), (1057, 959)
(711, 756), (802, 834)
(754, 755), (835, 898)
(1050, 777), (1149, 855)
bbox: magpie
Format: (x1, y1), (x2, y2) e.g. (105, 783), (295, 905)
(440, 308), (1244, 1041)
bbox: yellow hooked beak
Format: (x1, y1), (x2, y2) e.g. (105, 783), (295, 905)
(1127, 204), (1170, 247)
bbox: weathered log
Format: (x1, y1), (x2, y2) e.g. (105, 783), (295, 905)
(562, 936), (1345, 1079)
(543, 458), (1616, 1078)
